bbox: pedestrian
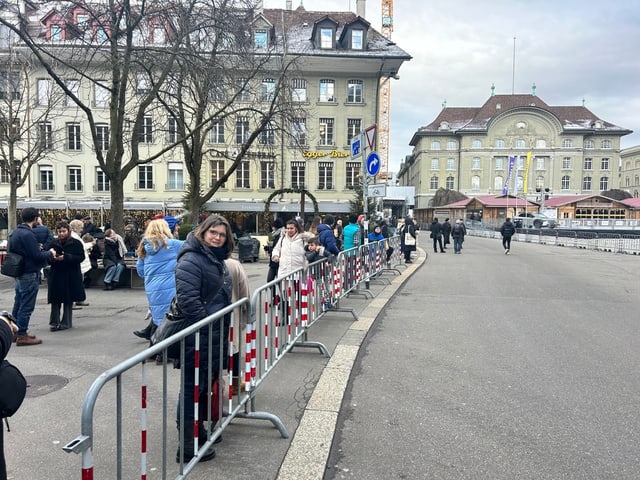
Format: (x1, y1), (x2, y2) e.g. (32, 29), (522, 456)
(333, 218), (343, 250)
(367, 224), (385, 243)
(1, 311), (21, 480)
(174, 214), (234, 463)
(32, 216), (54, 251)
(48, 221), (86, 332)
(342, 214), (361, 251)
(82, 233), (101, 288)
(500, 217), (516, 254)
(316, 215), (340, 257)
(304, 236), (329, 263)
(69, 220), (93, 308)
(265, 219), (284, 283)
(81, 216), (100, 236)
(102, 228), (126, 290)
(133, 219), (184, 341)
(224, 257), (250, 395)
(271, 219), (309, 278)
(8, 207), (57, 346)
(400, 215), (417, 263)
(308, 215), (322, 235)
(451, 218), (466, 254)
(378, 219), (394, 264)
(430, 217), (445, 253)
(442, 218), (452, 250)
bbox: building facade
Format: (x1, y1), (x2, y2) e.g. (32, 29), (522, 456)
(0, 0), (411, 231)
(398, 89), (633, 220)
(621, 145), (640, 198)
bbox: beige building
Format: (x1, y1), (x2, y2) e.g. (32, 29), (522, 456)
(621, 145), (640, 198)
(398, 89), (633, 219)
(0, 1), (410, 231)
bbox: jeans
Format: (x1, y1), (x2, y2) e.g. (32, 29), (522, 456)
(502, 237), (512, 250)
(104, 263), (125, 284)
(12, 272), (40, 336)
(454, 238), (463, 253)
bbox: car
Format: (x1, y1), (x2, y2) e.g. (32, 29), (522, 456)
(514, 213), (557, 229)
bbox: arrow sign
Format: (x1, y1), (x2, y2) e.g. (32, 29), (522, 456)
(366, 152), (381, 176)
(365, 125), (376, 150)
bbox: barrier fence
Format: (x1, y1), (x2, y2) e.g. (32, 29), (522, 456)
(63, 235), (407, 479)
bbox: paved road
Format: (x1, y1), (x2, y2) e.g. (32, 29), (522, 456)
(326, 236), (640, 480)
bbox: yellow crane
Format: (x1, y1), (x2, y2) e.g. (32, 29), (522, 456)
(378, 0), (394, 183)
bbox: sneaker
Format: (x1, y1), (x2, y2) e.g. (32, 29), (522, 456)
(504, 249), (508, 254)
(16, 334), (43, 346)
(506, 249), (510, 255)
(72, 305), (83, 310)
(75, 301), (90, 307)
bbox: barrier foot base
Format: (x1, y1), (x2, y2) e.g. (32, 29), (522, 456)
(347, 288), (374, 299)
(292, 340), (331, 357)
(235, 411), (289, 438)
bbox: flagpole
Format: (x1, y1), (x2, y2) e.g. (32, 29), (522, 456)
(512, 36), (516, 95)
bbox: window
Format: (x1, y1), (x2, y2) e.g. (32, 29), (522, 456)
(210, 160), (225, 187)
(318, 118), (334, 146)
(138, 116), (153, 143)
(37, 122), (53, 150)
(431, 158), (439, 170)
(495, 139), (505, 148)
(583, 176), (592, 190)
(561, 175), (570, 190)
(151, 25), (165, 45)
(601, 158), (609, 170)
(0, 165), (9, 184)
(599, 176), (608, 191)
(584, 139), (594, 149)
(584, 157), (592, 170)
(51, 24), (63, 41)
(260, 78), (275, 102)
(254, 29), (267, 49)
(317, 162), (333, 190)
(347, 118), (361, 143)
(430, 175), (438, 190)
(320, 28), (333, 48)
(37, 79), (51, 106)
(96, 168), (110, 192)
(292, 78), (307, 102)
(0, 25), (13, 48)
(495, 157), (505, 170)
(209, 78), (226, 102)
(446, 140), (458, 150)
(562, 139), (573, 148)
(136, 74), (150, 95)
(235, 117), (249, 144)
(94, 81), (109, 107)
(260, 161), (275, 189)
(291, 161), (305, 188)
(535, 139), (546, 148)
(471, 139), (482, 148)
(319, 79), (335, 102)
(235, 78), (250, 102)
(494, 176), (503, 191)
(76, 14), (89, 28)
(291, 118), (306, 146)
(235, 161), (250, 189)
(430, 140), (440, 150)
(167, 116), (178, 143)
(562, 157), (571, 169)
(138, 165), (153, 190)
(446, 158), (455, 171)
(446, 176), (454, 189)
(67, 166), (82, 192)
(346, 162), (360, 189)
(351, 29), (363, 49)
(536, 157), (545, 170)
(65, 79), (79, 106)
(515, 175), (523, 192)
(515, 139), (526, 148)
(210, 119), (224, 144)
(601, 139), (611, 149)
(39, 165), (54, 191)
(67, 123), (81, 150)
(471, 175), (480, 191)
(535, 176), (544, 190)
(95, 124), (109, 151)
(471, 157), (481, 169)
(347, 79), (363, 103)
(167, 162), (184, 190)
(259, 122), (275, 145)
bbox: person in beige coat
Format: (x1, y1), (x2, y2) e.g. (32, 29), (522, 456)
(224, 258), (250, 394)
(69, 219), (94, 308)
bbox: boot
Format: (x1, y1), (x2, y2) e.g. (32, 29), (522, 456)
(176, 423), (216, 463)
(133, 319), (155, 340)
(103, 282), (112, 291)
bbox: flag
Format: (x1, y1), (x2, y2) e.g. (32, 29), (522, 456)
(503, 155), (516, 195)
(523, 151), (532, 194)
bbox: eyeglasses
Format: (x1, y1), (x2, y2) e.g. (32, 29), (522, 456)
(209, 230), (227, 239)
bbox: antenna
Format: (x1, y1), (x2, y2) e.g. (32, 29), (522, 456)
(511, 36), (516, 95)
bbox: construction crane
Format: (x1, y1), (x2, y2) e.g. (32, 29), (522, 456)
(378, 0), (393, 183)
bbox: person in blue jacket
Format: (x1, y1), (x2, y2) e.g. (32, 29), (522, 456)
(133, 219), (184, 340)
(316, 215), (340, 256)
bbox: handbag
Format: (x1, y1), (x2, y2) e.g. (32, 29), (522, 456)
(1, 251), (25, 278)
(404, 232), (416, 246)
(151, 297), (190, 359)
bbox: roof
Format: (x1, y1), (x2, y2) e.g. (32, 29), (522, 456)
(543, 195), (594, 207)
(621, 198), (640, 208)
(436, 195), (536, 209)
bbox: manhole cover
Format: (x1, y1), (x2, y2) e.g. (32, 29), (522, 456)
(25, 375), (69, 397)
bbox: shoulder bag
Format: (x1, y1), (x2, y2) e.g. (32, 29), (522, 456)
(1, 251), (25, 278)
(404, 228), (416, 246)
(151, 296), (189, 359)
(0, 360), (27, 419)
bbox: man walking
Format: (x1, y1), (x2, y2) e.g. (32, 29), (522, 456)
(500, 217), (516, 254)
(9, 207), (57, 345)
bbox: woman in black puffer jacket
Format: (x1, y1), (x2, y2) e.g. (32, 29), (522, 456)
(174, 215), (233, 463)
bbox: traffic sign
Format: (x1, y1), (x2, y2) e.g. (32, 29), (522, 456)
(365, 125), (376, 150)
(351, 137), (362, 158)
(367, 183), (387, 197)
(366, 152), (381, 176)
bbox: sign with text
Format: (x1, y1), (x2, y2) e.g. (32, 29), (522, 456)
(367, 183), (387, 198)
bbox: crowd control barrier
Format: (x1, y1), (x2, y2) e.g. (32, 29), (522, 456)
(63, 235), (407, 479)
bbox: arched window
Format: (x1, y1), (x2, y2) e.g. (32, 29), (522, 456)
(446, 176), (454, 189)
(584, 139), (594, 149)
(446, 140), (458, 150)
(562, 139), (573, 148)
(471, 175), (480, 191)
(583, 176), (592, 190)
(494, 176), (503, 191)
(430, 175), (439, 190)
(561, 175), (570, 190)
(430, 140), (440, 150)
(599, 176), (608, 191)
(471, 139), (482, 148)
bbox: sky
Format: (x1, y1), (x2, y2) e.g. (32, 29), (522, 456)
(263, 0), (640, 173)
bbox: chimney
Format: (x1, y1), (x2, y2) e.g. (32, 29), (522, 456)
(356, 0), (366, 18)
(286, 0), (292, 10)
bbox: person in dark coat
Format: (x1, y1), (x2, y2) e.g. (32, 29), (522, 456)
(500, 217), (516, 254)
(32, 217), (54, 250)
(430, 217), (445, 253)
(442, 218), (452, 250)
(47, 222), (86, 331)
(400, 216), (417, 263)
(174, 214), (234, 463)
(1, 311), (19, 479)
(102, 229), (125, 290)
(265, 219), (284, 283)
(316, 215), (340, 257)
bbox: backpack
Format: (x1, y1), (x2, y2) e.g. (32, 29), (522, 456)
(0, 360), (27, 418)
(452, 223), (462, 235)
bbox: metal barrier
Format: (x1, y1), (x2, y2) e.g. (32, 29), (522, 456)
(64, 235), (407, 479)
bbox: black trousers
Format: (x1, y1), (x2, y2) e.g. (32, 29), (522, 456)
(502, 236), (512, 249)
(432, 236), (444, 252)
(49, 302), (73, 328)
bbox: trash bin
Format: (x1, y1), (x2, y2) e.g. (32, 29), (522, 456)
(238, 236), (260, 263)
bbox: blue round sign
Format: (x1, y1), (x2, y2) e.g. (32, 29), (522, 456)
(366, 152), (381, 176)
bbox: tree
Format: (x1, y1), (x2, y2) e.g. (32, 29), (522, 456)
(431, 187), (467, 207)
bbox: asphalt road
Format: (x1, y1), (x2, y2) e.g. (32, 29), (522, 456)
(326, 237), (640, 480)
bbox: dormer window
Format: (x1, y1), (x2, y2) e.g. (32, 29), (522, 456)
(351, 29), (363, 50)
(320, 28), (333, 48)
(255, 29), (267, 49)
(50, 24), (63, 41)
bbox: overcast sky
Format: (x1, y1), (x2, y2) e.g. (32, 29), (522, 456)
(263, 0), (640, 172)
